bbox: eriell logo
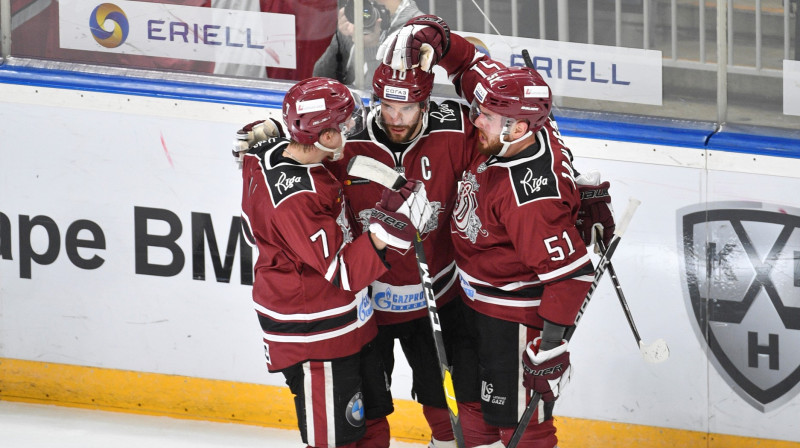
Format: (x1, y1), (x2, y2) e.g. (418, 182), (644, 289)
(89, 3), (129, 48)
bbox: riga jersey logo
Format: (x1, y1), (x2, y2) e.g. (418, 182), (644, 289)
(89, 3), (129, 48)
(264, 163), (314, 207)
(275, 172), (303, 194)
(453, 171), (488, 243)
(677, 202), (800, 412)
(519, 168), (548, 195)
(430, 103), (457, 123)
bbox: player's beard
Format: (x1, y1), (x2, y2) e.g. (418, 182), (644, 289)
(475, 129), (504, 156)
(380, 116), (422, 144)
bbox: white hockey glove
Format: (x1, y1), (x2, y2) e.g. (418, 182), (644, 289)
(378, 15), (450, 72)
(391, 180), (433, 233)
(232, 119), (282, 163)
(522, 337), (572, 402)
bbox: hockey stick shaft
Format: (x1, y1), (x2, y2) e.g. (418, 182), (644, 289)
(597, 236), (643, 343)
(568, 198), (640, 335)
(347, 156), (466, 448)
(507, 198), (640, 448)
(596, 232), (669, 363)
(412, 234), (466, 448)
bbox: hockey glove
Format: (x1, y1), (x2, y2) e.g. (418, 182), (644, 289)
(380, 180), (433, 232)
(233, 119), (282, 160)
(576, 171), (615, 250)
(369, 203), (416, 251)
(378, 15), (450, 72)
(368, 180), (432, 250)
(522, 337), (572, 403)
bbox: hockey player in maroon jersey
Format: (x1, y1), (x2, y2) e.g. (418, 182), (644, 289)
(234, 62), (476, 446)
(235, 77), (432, 448)
(323, 60), (481, 448)
(380, 17), (616, 448)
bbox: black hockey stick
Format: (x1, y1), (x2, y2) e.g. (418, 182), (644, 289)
(506, 198), (640, 448)
(596, 234), (669, 363)
(347, 155), (466, 448)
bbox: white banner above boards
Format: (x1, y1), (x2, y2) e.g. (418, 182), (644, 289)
(59, 0), (296, 68)
(784, 60), (800, 117)
(433, 32), (663, 106)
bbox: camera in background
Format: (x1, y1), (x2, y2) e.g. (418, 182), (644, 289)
(344, 0), (391, 34)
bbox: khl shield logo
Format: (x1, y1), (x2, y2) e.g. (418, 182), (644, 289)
(677, 202), (800, 412)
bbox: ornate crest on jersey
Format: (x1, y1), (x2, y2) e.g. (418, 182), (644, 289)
(453, 171), (488, 243)
(677, 202), (800, 412)
(357, 202), (443, 234)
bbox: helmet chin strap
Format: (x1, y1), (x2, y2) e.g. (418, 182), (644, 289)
(496, 119), (532, 157)
(314, 132), (346, 161)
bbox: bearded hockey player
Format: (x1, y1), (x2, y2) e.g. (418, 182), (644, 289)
(379, 16), (615, 448)
(324, 59), (479, 448)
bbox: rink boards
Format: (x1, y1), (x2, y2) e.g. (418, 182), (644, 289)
(1, 64), (799, 447)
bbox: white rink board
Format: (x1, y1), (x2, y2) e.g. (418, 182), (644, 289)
(1, 83), (799, 443)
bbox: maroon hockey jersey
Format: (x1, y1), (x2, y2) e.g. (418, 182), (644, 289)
(443, 34), (595, 328)
(240, 138), (388, 371)
(327, 102), (477, 325)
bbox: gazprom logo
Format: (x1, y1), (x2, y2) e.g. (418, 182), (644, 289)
(89, 3), (129, 48)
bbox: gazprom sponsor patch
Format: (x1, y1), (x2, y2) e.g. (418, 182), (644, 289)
(296, 98), (326, 114)
(356, 287), (373, 325)
(459, 275), (476, 299)
(384, 86), (409, 101)
(371, 282), (426, 312)
(474, 83), (488, 103)
(524, 85), (549, 98)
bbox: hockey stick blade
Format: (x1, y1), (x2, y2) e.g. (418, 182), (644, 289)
(595, 204), (670, 364)
(347, 155), (407, 190)
(641, 339), (670, 363)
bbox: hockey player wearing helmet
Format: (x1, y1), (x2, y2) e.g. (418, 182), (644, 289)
(322, 57), (480, 448)
(235, 77), (432, 448)
(380, 18), (615, 448)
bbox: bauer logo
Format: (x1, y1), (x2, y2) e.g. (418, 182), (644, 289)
(677, 202), (800, 412)
(89, 3), (129, 48)
(384, 86), (409, 102)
